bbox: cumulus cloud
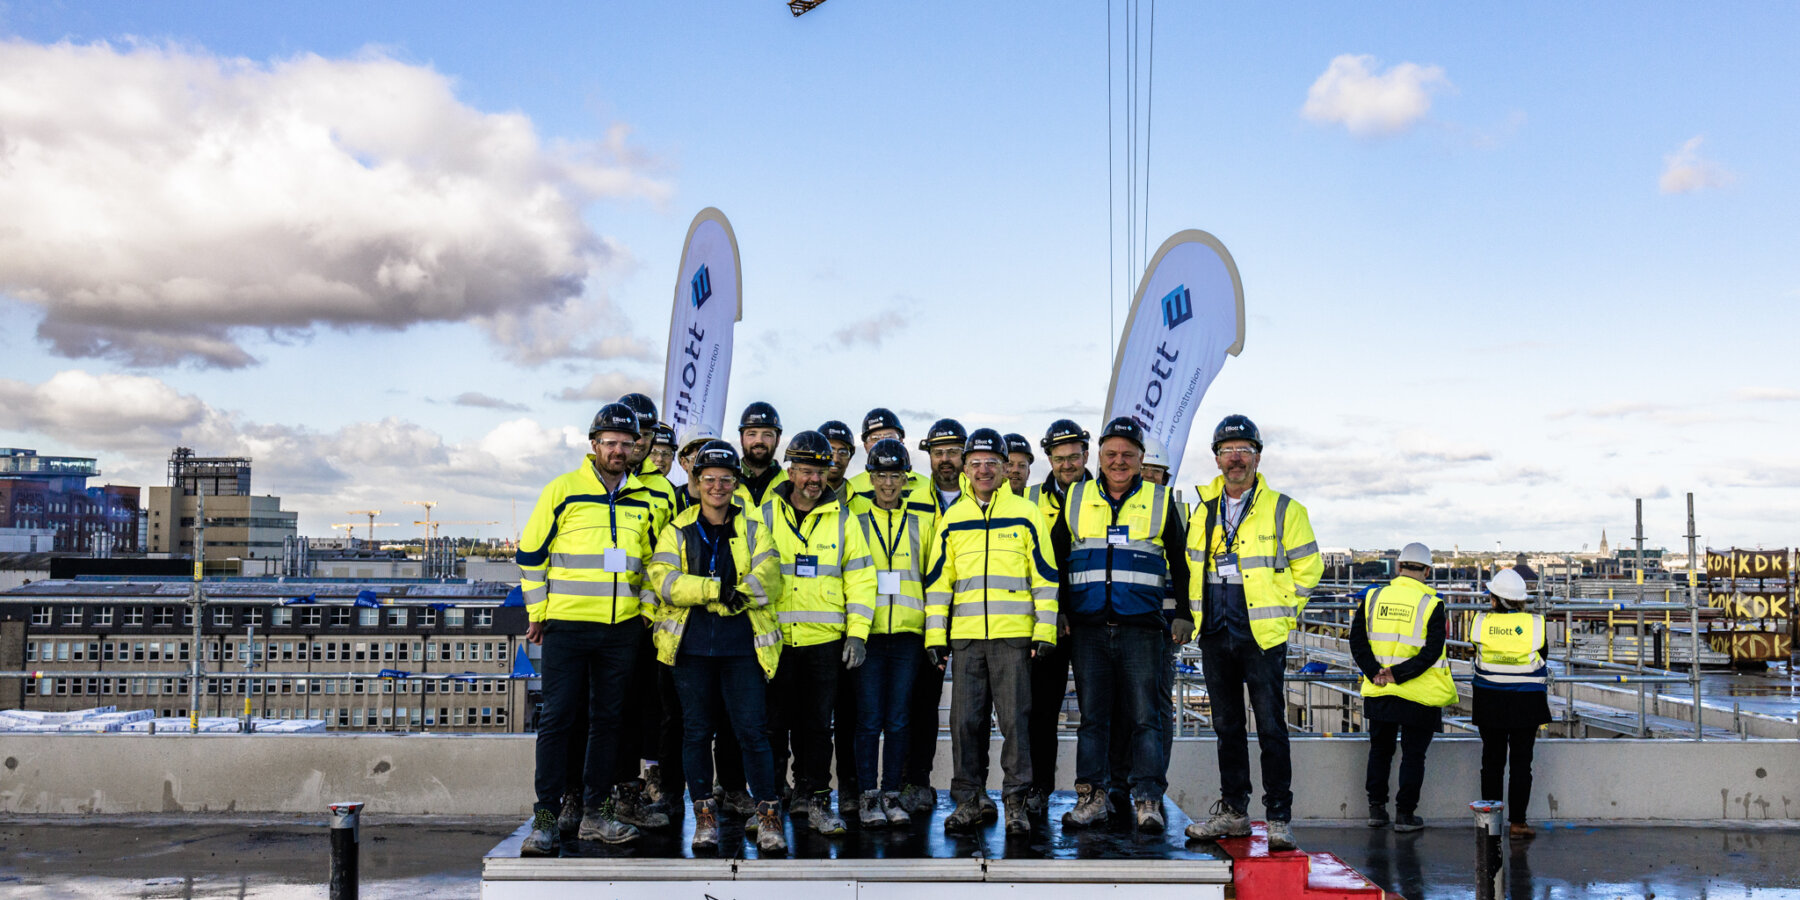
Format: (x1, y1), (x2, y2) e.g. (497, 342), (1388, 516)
(1301, 54), (1451, 137)
(452, 391), (530, 412)
(1659, 136), (1735, 194)
(550, 370), (659, 403)
(0, 39), (667, 368)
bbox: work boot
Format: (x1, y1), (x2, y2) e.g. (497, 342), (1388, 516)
(1366, 803), (1390, 828)
(882, 791), (911, 826)
(1265, 819), (1298, 852)
(1004, 796), (1029, 836)
(578, 799), (641, 844)
(1509, 822), (1536, 840)
(690, 798), (720, 850)
(859, 789), (887, 828)
(643, 764), (671, 814)
(899, 783), (937, 814)
(809, 791), (848, 835)
(1024, 786), (1048, 816)
(556, 792), (582, 837)
(788, 791), (813, 819)
(613, 779), (670, 829)
(522, 809), (560, 857)
(719, 788), (758, 818)
(755, 800), (788, 853)
(943, 797), (983, 833)
(1393, 812), (1424, 833)
(1062, 784), (1110, 828)
(1183, 799), (1250, 841)
(978, 793), (998, 824)
(1134, 796), (1166, 833)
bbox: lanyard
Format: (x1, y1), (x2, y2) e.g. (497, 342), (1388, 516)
(1220, 485), (1255, 553)
(696, 520), (726, 577)
(869, 508), (905, 565)
(592, 460), (622, 543)
(784, 502), (826, 546)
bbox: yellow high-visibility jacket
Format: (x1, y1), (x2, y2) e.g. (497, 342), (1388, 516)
(1186, 472), (1324, 650)
(855, 503), (939, 636)
(924, 489), (1059, 646)
(1359, 576), (1457, 707)
(517, 459), (659, 624)
(756, 487), (876, 647)
(846, 469), (937, 517)
(646, 505), (785, 679)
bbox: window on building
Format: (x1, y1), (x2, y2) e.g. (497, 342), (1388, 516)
(152, 607), (175, 627)
(358, 608), (379, 627)
(383, 642), (396, 661)
(244, 607), (264, 627)
(388, 608), (408, 627)
(419, 608), (437, 627)
(331, 608), (351, 628)
(94, 607), (113, 627)
(271, 608), (293, 627)
(302, 608), (323, 628)
(31, 606), (52, 626)
(445, 608), (465, 627)
(124, 607), (145, 627)
(473, 609), (493, 627)
(63, 607), (83, 627)
(211, 607), (233, 627)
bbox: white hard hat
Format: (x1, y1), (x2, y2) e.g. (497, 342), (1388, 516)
(1398, 542), (1432, 567)
(678, 423), (722, 454)
(1142, 435), (1169, 469)
(1487, 568), (1529, 604)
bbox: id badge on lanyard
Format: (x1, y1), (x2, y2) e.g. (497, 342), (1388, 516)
(1107, 525), (1129, 546)
(602, 548), (629, 573)
(795, 554), (819, 579)
(1215, 552), (1240, 578)
(877, 570), (903, 595)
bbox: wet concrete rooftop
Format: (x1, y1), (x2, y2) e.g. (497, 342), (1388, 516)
(3, 813), (1799, 898)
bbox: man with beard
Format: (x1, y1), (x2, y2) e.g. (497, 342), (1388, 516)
(816, 418), (863, 804)
(896, 417), (970, 815)
(735, 402), (788, 509)
(1183, 415), (1322, 853)
(1003, 433), (1034, 496)
(1022, 418), (1089, 816)
(614, 392), (679, 828)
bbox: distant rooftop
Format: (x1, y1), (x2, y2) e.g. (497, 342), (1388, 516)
(1, 577), (513, 602)
(0, 448), (100, 479)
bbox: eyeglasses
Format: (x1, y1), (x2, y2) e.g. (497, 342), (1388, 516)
(1049, 453), (1085, 466)
(698, 475), (737, 487)
(594, 438), (634, 452)
(870, 473), (908, 485)
(1216, 447), (1258, 459)
(964, 459), (1002, 472)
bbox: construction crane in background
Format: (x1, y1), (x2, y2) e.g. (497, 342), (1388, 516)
(330, 521), (398, 543)
(414, 519), (500, 540)
(405, 500), (438, 542)
(788, 0), (827, 15)
(346, 510), (384, 540)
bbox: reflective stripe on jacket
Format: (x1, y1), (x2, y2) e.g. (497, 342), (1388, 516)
(516, 459), (658, 624)
(757, 490), (875, 647)
(646, 505), (785, 679)
(1063, 478), (1171, 619)
(1185, 472), (1324, 650)
(923, 489), (1059, 646)
(1359, 577), (1457, 707)
(855, 504), (938, 636)
(1471, 611), (1549, 689)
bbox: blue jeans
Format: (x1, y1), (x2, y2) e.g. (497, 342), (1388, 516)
(1071, 624), (1166, 799)
(671, 654), (780, 803)
(1201, 633), (1292, 820)
(855, 632), (921, 792)
(533, 621), (640, 813)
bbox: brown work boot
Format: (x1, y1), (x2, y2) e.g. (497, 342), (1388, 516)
(690, 798), (720, 850)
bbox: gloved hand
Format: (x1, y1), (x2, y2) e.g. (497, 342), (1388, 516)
(1032, 641), (1056, 659)
(842, 636), (866, 669)
(927, 646), (948, 669)
(1170, 618), (1195, 645)
(1057, 614), (1071, 637)
(721, 588), (750, 613)
(704, 600), (732, 616)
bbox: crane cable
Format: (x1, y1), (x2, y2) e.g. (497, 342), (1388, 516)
(1107, 0), (1156, 368)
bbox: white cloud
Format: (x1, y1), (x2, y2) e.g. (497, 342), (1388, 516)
(1301, 54), (1450, 137)
(1659, 136), (1735, 194)
(452, 391), (531, 412)
(1735, 386), (1800, 403)
(826, 307), (910, 350)
(0, 39), (668, 368)
(551, 371), (659, 404)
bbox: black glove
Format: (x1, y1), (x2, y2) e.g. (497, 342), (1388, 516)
(1032, 641), (1056, 659)
(927, 646), (948, 669)
(720, 588), (750, 613)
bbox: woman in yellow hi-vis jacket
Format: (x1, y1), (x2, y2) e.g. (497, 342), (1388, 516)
(647, 441), (789, 855)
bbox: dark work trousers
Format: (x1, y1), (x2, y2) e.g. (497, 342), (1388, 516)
(949, 638), (1034, 804)
(671, 654), (780, 802)
(661, 662), (749, 804)
(855, 633), (922, 792)
(901, 646), (946, 787)
(1027, 636), (1072, 795)
(615, 625), (663, 785)
(1071, 624), (1165, 799)
(835, 659), (861, 798)
(768, 640), (841, 797)
(1108, 633), (1177, 799)
(1200, 633), (1293, 821)
(534, 621), (639, 813)
(1366, 720), (1435, 814)
(1478, 725), (1538, 824)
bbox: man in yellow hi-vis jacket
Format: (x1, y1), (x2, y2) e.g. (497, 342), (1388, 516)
(1183, 415), (1323, 853)
(924, 428), (1059, 837)
(519, 403), (660, 855)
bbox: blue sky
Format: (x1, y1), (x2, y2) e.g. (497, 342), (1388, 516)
(1, 2), (1795, 553)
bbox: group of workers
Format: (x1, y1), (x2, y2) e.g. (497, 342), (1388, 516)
(514, 393), (1548, 857)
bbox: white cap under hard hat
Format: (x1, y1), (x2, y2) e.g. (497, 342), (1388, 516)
(1487, 568), (1529, 604)
(1398, 542), (1432, 568)
(678, 423), (722, 454)
(1142, 435), (1170, 469)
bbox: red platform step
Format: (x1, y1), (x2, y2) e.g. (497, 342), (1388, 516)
(1216, 822), (1387, 900)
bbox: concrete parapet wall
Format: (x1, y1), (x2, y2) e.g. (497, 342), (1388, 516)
(1, 733), (1794, 823)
